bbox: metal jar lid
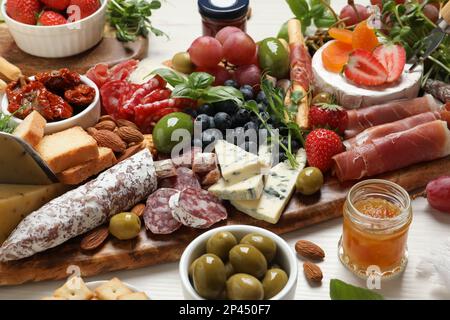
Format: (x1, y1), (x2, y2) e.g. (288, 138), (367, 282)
(198, 0), (249, 20)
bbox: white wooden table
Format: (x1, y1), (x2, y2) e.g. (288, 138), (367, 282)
(1, 0), (450, 300)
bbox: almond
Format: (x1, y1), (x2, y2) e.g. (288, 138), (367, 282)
(92, 130), (127, 153)
(201, 168), (221, 186)
(95, 120), (116, 131)
(116, 119), (139, 130)
(303, 261), (323, 283)
(116, 126), (144, 144)
(80, 226), (109, 251)
(86, 127), (97, 136)
(99, 115), (116, 123)
(131, 203), (146, 217)
(117, 142), (145, 162)
(295, 240), (325, 260)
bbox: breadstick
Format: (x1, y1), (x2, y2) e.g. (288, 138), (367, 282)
(0, 79), (6, 94)
(0, 57), (22, 81)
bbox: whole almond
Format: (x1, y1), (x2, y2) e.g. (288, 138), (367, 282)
(117, 142), (145, 162)
(116, 119), (139, 130)
(303, 261), (323, 283)
(295, 240), (325, 260)
(131, 203), (146, 217)
(86, 127), (97, 136)
(92, 130), (127, 153)
(95, 120), (116, 131)
(117, 126), (144, 144)
(80, 226), (109, 251)
(99, 115), (116, 123)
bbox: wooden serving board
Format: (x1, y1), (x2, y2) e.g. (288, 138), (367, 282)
(0, 24), (148, 77)
(1, 156), (449, 286)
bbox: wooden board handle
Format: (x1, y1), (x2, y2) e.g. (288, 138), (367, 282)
(442, 1), (450, 25)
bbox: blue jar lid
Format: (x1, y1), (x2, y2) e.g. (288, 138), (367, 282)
(198, 0), (249, 20)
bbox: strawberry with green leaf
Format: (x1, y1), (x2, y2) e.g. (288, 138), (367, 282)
(308, 103), (348, 134)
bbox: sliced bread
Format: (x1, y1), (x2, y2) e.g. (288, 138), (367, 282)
(36, 126), (99, 173)
(13, 111), (47, 147)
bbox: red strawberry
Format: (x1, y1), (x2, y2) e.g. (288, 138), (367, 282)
(69, 0), (100, 20)
(373, 44), (406, 83)
(5, 0), (41, 25)
(344, 49), (388, 86)
(38, 11), (67, 26)
(308, 103), (349, 134)
(305, 129), (344, 172)
(40, 0), (70, 11)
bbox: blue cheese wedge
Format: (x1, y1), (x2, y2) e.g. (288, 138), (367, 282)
(258, 143), (273, 171)
(214, 140), (264, 183)
(231, 149), (307, 224)
(208, 175), (264, 200)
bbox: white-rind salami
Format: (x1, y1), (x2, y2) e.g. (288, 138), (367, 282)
(143, 188), (182, 234)
(0, 150), (157, 262)
(169, 187), (227, 229)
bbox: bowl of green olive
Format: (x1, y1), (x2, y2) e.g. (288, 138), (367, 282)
(179, 225), (298, 300)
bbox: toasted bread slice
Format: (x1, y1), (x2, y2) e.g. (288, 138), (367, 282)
(13, 111), (47, 147)
(36, 126), (99, 173)
(57, 147), (116, 185)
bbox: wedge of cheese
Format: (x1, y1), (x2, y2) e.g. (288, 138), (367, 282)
(214, 140), (264, 183)
(208, 175), (264, 200)
(0, 183), (69, 244)
(231, 149), (306, 224)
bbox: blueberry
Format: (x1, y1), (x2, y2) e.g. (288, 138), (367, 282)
(215, 100), (238, 115)
(224, 79), (239, 89)
(214, 112), (232, 131)
(256, 90), (268, 105)
(198, 104), (215, 116)
(240, 85), (254, 101)
(202, 129), (222, 149)
(244, 121), (259, 132)
(194, 114), (212, 130)
(183, 107), (197, 118)
(291, 139), (301, 152)
(258, 103), (267, 113)
(233, 108), (252, 127)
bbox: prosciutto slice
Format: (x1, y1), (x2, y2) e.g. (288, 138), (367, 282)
(345, 95), (440, 139)
(344, 111), (445, 149)
(290, 43), (313, 91)
(333, 120), (450, 181)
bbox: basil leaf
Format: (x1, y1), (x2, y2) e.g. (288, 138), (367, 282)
(188, 72), (215, 89)
(286, 0), (309, 19)
(314, 16), (336, 28)
(150, 68), (187, 87)
(201, 86), (243, 105)
(330, 279), (384, 300)
(310, 0), (325, 18)
(171, 85), (200, 100)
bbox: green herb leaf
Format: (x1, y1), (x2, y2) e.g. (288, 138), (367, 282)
(171, 85), (200, 100)
(285, 0), (309, 18)
(150, 68), (187, 87)
(201, 86), (243, 105)
(187, 72), (215, 89)
(330, 279), (384, 300)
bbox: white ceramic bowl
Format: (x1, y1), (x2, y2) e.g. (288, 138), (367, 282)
(179, 225), (298, 300)
(1, 75), (100, 134)
(1, 0), (107, 58)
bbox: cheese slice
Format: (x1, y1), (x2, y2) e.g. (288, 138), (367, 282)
(208, 175), (264, 200)
(231, 149), (306, 224)
(0, 183), (69, 244)
(214, 140), (263, 183)
(258, 143), (273, 170)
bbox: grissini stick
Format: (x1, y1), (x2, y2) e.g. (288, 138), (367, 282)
(0, 56), (22, 81)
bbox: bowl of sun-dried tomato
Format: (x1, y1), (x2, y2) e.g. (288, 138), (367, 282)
(1, 68), (100, 134)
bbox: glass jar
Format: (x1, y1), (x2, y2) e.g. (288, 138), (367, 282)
(198, 0), (249, 37)
(338, 179), (412, 279)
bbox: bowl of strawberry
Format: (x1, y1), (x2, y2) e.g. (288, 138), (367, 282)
(1, 0), (106, 58)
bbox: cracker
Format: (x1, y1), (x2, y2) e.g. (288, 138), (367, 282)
(41, 296), (67, 300)
(118, 292), (149, 300)
(53, 276), (94, 300)
(94, 278), (132, 300)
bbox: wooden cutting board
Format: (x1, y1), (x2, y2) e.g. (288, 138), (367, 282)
(1, 156), (449, 286)
(0, 24), (148, 77)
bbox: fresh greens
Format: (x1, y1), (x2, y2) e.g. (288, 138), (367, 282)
(151, 69), (243, 105)
(107, 0), (166, 42)
(330, 279), (385, 300)
(0, 111), (18, 134)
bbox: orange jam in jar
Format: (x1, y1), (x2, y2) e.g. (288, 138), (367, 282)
(338, 179), (412, 279)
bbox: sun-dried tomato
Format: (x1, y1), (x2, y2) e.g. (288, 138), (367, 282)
(35, 68), (81, 94)
(64, 84), (96, 108)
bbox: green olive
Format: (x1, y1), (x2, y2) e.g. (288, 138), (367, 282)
(229, 244), (267, 279)
(262, 268), (289, 299)
(240, 233), (277, 263)
(226, 273), (264, 300)
(188, 257), (200, 279)
(224, 262), (235, 279)
(258, 37), (290, 79)
(152, 112), (194, 154)
(109, 212), (141, 240)
(192, 254), (226, 299)
(296, 167), (324, 195)
(206, 231), (238, 261)
(312, 92), (334, 105)
(172, 52), (195, 74)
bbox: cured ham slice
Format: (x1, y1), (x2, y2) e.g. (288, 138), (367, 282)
(344, 111), (444, 149)
(333, 120), (450, 181)
(345, 95), (440, 139)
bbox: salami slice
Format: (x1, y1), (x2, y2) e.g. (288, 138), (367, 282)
(100, 80), (132, 117)
(143, 188), (182, 234)
(86, 63), (109, 88)
(169, 187), (227, 229)
(108, 60), (139, 82)
(158, 167), (201, 190)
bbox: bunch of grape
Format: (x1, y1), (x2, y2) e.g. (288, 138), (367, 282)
(188, 27), (262, 88)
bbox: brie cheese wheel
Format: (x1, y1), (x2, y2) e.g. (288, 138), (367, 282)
(312, 42), (423, 109)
